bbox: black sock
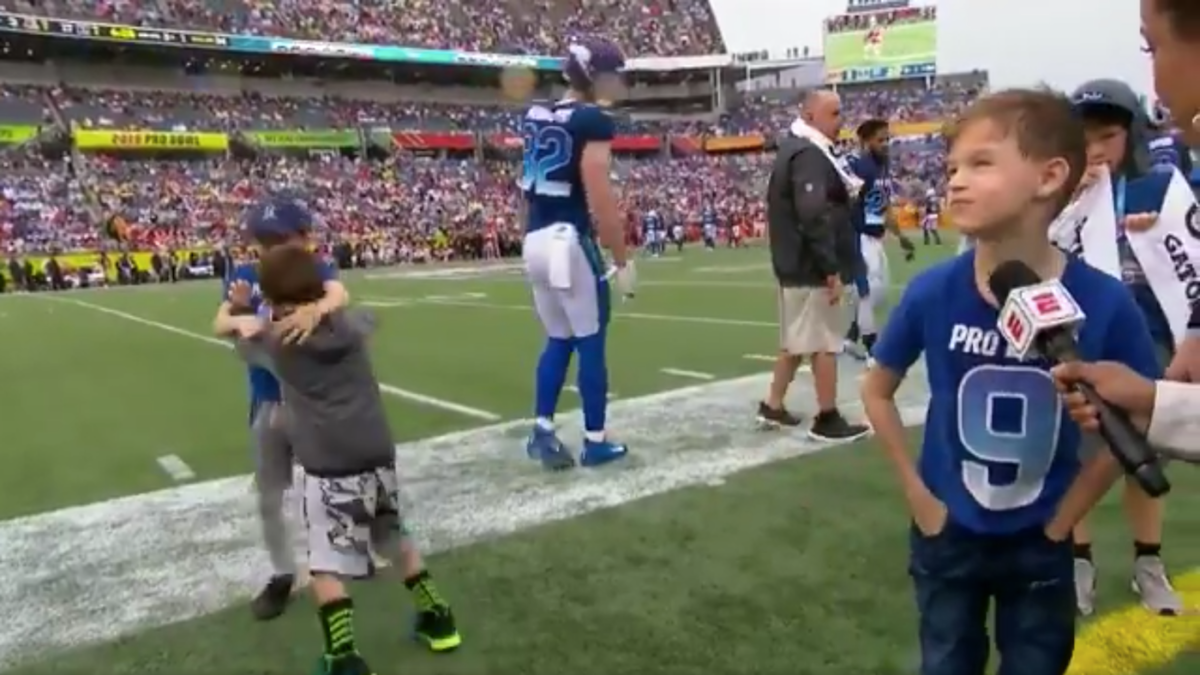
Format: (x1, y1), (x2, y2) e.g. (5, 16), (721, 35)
(1073, 543), (1093, 561)
(318, 597), (356, 658)
(404, 569), (448, 612)
(862, 333), (877, 353)
(1134, 541), (1162, 558)
(846, 321), (860, 343)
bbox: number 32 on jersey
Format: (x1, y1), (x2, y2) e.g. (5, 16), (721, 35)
(520, 122), (573, 197)
(957, 365), (1063, 511)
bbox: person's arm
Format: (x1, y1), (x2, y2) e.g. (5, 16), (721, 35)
(1147, 381), (1200, 458)
(1046, 284), (1162, 539)
(861, 278), (926, 492)
(212, 266), (254, 337)
(789, 148), (838, 281)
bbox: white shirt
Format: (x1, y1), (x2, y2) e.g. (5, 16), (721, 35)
(1148, 381), (1200, 462)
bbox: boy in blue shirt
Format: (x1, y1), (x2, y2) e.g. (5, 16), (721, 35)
(212, 196), (350, 620)
(862, 89), (1162, 675)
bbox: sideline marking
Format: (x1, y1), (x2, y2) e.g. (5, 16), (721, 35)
(155, 455), (195, 482)
(661, 368), (715, 380)
(41, 295), (502, 422)
(564, 384), (616, 399)
(412, 297), (778, 328)
(0, 364), (928, 667)
(1068, 570), (1200, 675)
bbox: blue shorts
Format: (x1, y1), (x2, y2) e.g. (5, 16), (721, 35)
(909, 520), (1075, 675)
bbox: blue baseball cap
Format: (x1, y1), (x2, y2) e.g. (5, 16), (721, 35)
(244, 196), (313, 239)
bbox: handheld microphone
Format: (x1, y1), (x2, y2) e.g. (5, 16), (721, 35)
(990, 260), (1171, 498)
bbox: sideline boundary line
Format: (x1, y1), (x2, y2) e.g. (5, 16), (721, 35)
(397, 296), (779, 328)
(41, 295), (502, 421)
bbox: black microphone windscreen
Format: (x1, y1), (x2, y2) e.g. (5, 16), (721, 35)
(988, 260), (1042, 305)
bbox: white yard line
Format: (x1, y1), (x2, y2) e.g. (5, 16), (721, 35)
(155, 455), (195, 482)
(41, 295), (502, 422)
(660, 368), (715, 380)
(742, 353), (776, 362)
(419, 298), (778, 328)
(0, 362), (930, 667)
(564, 384), (616, 399)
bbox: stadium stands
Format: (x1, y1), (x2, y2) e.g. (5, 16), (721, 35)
(0, 3), (984, 272)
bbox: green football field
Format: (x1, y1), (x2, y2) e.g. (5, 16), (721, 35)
(824, 21), (936, 71)
(2, 239), (1198, 675)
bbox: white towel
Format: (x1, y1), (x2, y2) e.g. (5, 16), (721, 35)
(1050, 165), (1200, 345)
(789, 118), (863, 198)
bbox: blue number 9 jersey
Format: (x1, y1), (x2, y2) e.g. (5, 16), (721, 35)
(521, 100), (614, 237)
(872, 253), (1162, 535)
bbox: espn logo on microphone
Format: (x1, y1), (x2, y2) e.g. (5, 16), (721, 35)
(996, 280), (1086, 360)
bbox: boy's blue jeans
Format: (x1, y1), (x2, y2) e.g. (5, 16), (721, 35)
(910, 520), (1076, 675)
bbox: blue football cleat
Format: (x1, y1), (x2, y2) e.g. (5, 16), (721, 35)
(526, 425), (575, 470)
(580, 438), (629, 467)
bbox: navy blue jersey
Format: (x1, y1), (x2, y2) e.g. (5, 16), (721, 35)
(874, 253), (1160, 535)
(642, 211), (662, 236)
(924, 193), (940, 216)
(520, 100), (614, 237)
(1149, 133), (1192, 177)
(223, 259), (337, 420)
(849, 152), (890, 238)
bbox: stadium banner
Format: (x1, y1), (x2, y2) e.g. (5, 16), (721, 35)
(835, 120), (943, 141)
(702, 135), (765, 152)
(822, 9), (937, 84)
(0, 124), (38, 143)
(245, 129), (358, 148)
(0, 11), (231, 48)
(488, 133), (521, 150)
(73, 130), (229, 151)
(612, 136), (661, 152)
(391, 131), (474, 150)
(671, 137), (703, 154)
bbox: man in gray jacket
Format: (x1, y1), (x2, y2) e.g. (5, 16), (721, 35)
(760, 89), (869, 442)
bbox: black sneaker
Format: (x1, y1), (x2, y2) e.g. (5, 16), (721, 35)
(413, 606), (462, 652)
(756, 401), (803, 428)
(808, 409), (871, 442)
(315, 653), (376, 675)
(250, 573), (295, 621)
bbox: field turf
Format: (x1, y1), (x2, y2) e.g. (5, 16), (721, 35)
(1, 238), (1197, 675)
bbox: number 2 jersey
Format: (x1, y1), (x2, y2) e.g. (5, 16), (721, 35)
(521, 100), (613, 247)
(874, 252), (1162, 534)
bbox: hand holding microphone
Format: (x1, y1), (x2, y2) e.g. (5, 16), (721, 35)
(990, 260), (1171, 498)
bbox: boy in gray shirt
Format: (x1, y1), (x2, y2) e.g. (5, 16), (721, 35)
(228, 244), (461, 675)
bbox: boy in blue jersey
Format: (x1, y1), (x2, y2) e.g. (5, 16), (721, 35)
(212, 195), (350, 621)
(520, 38), (635, 470)
(1067, 79), (1183, 616)
(862, 89), (1162, 675)
(844, 118), (914, 363)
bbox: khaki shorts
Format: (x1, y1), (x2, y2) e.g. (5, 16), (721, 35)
(777, 286), (849, 356)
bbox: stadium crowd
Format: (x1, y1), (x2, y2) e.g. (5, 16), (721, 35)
(0, 76), (978, 263)
(0, 0), (726, 57)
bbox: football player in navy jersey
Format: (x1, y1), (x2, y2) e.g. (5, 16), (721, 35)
(520, 38), (634, 470)
(844, 119), (914, 363)
(212, 196), (349, 621)
(701, 203), (718, 250)
(920, 188), (943, 245)
(862, 90), (1161, 675)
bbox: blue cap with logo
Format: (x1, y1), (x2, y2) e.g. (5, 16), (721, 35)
(244, 195), (313, 239)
